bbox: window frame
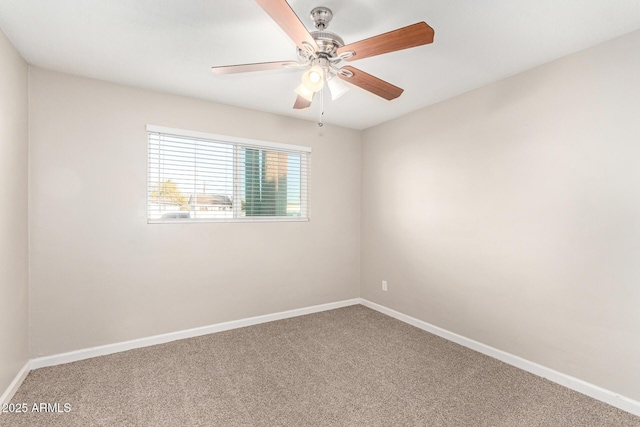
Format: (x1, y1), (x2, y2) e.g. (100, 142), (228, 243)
(146, 125), (311, 224)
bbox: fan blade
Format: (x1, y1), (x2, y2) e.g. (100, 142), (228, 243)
(337, 22), (434, 62)
(338, 66), (403, 100)
(293, 95), (312, 109)
(255, 0), (319, 51)
(211, 61), (300, 74)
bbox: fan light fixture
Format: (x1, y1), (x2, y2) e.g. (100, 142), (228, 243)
(295, 83), (315, 102)
(296, 65), (349, 102)
(301, 65), (324, 92)
(327, 75), (349, 100)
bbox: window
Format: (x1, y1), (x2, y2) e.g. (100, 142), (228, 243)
(147, 125), (310, 223)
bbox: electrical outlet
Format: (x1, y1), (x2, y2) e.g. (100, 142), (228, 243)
(382, 280), (388, 291)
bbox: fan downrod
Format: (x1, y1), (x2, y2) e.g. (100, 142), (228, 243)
(298, 7), (345, 60)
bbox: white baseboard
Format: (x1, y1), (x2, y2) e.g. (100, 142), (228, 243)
(7, 297), (639, 418)
(29, 298), (360, 370)
(360, 298), (640, 417)
(0, 362), (30, 406)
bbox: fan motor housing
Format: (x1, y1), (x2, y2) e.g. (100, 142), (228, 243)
(311, 31), (344, 56)
(296, 30), (344, 62)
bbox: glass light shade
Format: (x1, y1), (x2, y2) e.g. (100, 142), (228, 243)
(309, 69), (322, 83)
(327, 76), (349, 100)
(301, 66), (324, 92)
(295, 83), (314, 102)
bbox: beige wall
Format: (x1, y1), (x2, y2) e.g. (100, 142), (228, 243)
(361, 29), (640, 401)
(28, 68), (361, 357)
(0, 30), (29, 394)
(13, 24), (640, 405)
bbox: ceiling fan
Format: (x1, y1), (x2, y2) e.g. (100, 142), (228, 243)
(211, 1), (434, 113)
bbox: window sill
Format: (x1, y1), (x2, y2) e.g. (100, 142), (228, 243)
(147, 217), (309, 224)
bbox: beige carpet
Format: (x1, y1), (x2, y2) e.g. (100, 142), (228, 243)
(2, 305), (639, 426)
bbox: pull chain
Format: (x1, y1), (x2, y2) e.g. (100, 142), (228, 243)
(318, 87), (324, 127)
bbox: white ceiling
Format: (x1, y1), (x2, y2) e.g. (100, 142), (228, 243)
(1, 1), (640, 129)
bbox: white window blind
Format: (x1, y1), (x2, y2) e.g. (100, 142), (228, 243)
(147, 125), (310, 222)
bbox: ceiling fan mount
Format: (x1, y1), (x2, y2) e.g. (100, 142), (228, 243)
(310, 6), (333, 30)
(211, 1), (434, 113)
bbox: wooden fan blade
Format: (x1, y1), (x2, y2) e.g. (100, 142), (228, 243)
(338, 66), (403, 100)
(337, 22), (434, 62)
(211, 61), (299, 74)
(255, 0), (319, 51)
(293, 95), (312, 109)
